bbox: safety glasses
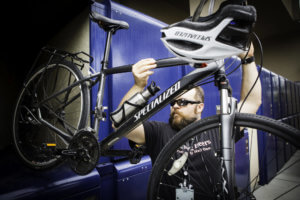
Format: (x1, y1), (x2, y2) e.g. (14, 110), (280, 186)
(170, 99), (201, 107)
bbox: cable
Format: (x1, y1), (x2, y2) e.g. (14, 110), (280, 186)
(239, 32), (263, 113)
(192, 0), (208, 22)
(197, 58), (237, 87)
(238, 32), (264, 195)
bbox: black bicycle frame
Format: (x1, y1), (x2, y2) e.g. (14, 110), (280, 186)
(35, 30), (236, 195)
(35, 30), (226, 157)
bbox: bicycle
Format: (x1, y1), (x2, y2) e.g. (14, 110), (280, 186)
(12, 0), (300, 199)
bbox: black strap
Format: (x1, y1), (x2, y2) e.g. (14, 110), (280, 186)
(241, 56), (255, 64)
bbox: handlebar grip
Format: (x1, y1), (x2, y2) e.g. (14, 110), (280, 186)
(156, 57), (188, 68)
(104, 57), (189, 75)
(104, 64), (133, 74)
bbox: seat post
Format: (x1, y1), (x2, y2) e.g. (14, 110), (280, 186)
(101, 30), (113, 70)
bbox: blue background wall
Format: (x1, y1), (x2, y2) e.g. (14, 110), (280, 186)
(0, 1), (299, 200)
(90, 0), (300, 198)
(90, 1), (250, 199)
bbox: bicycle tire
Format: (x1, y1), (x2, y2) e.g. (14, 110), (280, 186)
(12, 60), (90, 170)
(147, 113), (300, 200)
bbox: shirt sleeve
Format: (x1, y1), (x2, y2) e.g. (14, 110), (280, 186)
(143, 121), (159, 146)
(143, 121), (162, 157)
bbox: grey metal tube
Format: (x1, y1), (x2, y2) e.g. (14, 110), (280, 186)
(93, 30), (113, 137)
(37, 109), (72, 142)
(220, 92), (237, 198)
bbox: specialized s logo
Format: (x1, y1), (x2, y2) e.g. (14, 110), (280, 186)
(134, 81), (181, 122)
(174, 31), (211, 41)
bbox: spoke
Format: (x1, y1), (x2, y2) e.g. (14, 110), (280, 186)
(163, 168), (184, 182)
(57, 91), (81, 111)
(41, 104), (77, 133)
(63, 72), (77, 107)
(42, 75), (55, 109)
(159, 182), (178, 189)
(24, 84), (33, 96)
(21, 105), (40, 124)
(52, 66), (59, 93)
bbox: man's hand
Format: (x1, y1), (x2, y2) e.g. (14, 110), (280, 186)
(132, 58), (157, 89)
(238, 42), (254, 59)
(115, 58), (156, 144)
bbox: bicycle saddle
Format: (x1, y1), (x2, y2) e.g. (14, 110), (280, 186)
(161, 2), (256, 63)
(90, 11), (129, 33)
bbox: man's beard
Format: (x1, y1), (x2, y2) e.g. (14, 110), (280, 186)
(169, 112), (197, 131)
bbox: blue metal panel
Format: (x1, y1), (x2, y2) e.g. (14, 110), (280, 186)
(283, 117), (293, 161)
(257, 68), (277, 184)
(284, 80), (293, 161)
(271, 73), (285, 171)
(295, 84), (299, 116)
(286, 80), (293, 120)
(201, 82), (219, 118)
(91, 1), (187, 161)
(96, 162), (116, 200)
(290, 82), (297, 129)
(277, 76), (288, 168)
(290, 83), (297, 154)
(109, 2), (187, 155)
(90, 2), (186, 198)
(260, 68), (273, 117)
(291, 82), (296, 115)
(114, 156), (152, 200)
(278, 76), (287, 118)
(276, 119), (286, 171)
(271, 72), (280, 119)
(90, 1), (250, 197)
(0, 149), (101, 200)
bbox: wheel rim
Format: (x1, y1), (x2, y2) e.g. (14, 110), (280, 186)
(148, 114), (300, 200)
(13, 63), (86, 167)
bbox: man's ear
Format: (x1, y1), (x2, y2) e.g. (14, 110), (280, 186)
(196, 103), (204, 114)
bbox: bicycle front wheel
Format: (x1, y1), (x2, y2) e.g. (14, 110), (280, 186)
(12, 60), (90, 170)
(147, 113), (300, 200)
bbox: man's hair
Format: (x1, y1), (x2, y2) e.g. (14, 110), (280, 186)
(194, 86), (204, 103)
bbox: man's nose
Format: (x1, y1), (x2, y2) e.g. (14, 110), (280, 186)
(172, 103), (180, 109)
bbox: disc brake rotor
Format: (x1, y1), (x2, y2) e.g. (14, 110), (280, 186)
(68, 130), (100, 175)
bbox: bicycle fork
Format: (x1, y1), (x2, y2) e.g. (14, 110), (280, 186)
(216, 66), (237, 199)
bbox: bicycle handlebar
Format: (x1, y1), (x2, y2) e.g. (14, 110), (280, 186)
(104, 57), (189, 75)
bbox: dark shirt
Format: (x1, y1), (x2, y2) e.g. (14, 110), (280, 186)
(143, 121), (223, 200)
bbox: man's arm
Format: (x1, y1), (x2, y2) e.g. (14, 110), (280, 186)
(237, 43), (262, 114)
(116, 58), (157, 145)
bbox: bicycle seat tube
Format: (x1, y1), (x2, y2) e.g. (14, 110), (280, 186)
(215, 63), (237, 198)
(93, 30), (114, 138)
